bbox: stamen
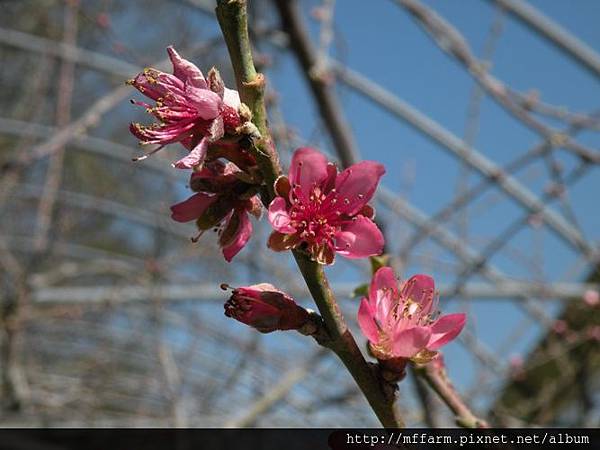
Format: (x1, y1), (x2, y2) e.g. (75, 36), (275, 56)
(132, 144), (164, 162)
(190, 230), (206, 243)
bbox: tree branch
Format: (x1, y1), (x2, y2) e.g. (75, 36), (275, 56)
(414, 358), (489, 428)
(215, 0), (280, 193)
(214, 0), (403, 428)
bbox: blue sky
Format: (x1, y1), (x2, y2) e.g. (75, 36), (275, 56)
(263, 0), (599, 401)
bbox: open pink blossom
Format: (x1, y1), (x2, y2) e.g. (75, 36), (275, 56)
(170, 161), (261, 262)
(358, 267), (466, 364)
(267, 147), (385, 264)
(223, 283), (309, 333)
(128, 46), (241, 169)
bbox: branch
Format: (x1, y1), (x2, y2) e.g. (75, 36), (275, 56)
(33, 0), (78, 253)
(225, 349), (328, 427)
(414, 359), (489, 428)
(292, 252), (403, 427)
(487, 0), (600, 79)
(215, 0), (280, 193)
(214, 0), (403, 428)
(273, 0), (359, 167)
(395, 0), (600, 165)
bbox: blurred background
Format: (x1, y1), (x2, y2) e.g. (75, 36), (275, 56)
(0, 0), (599, 427)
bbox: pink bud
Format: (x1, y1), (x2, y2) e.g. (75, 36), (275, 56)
(583, 289), (599, 307)
(509, 354), (523, 369)
(224, 284), (309, 333)
(96, 13), (110, 28)
(552, 320), (568, 335)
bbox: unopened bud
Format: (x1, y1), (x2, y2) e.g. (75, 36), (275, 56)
(224, 283), (309, 333)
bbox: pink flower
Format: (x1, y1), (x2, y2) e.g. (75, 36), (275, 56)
(267, 147), (385, 264)
(128, 46), (242, 169)
(358, 267), (466, 363)
(223, 283), (309, 333)
(552, 319), (568, 335)
(170, 161), (261, 262)
(583, 289), (599, 307)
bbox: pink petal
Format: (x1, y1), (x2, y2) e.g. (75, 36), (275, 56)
(223, 87), (241, 110)
(427, 313), (466, 350)
(185, 86), (222, 120)
(335, 161), (385, 215)
(170, 193), (215, 222)
(392, 326), (432, 358)
(357, 298), (379, 344)
(167, 46), (207, 88)
(245, 283), (279, 293)
(173, 138), (209, 169)
(207, 116), (225, 142)
(369, 267), (398, 307)
(267, 197), (296, 233)
(334, 216), (384, 259)
(222, 211), (252, 262)
(288, 147), (330, 198)
(401, 274), (435, 313)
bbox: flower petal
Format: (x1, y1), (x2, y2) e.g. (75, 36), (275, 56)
(268, 197), (296, 233)
(369, 267), (398, 307)
(288, 147), (330, 198)
(170, 193), (215, 222)
(358, 298), (379, 344)
(223, 87), (241, 110)
(173, 137), (209, 169)
(167, 46), (207, 88)
(428, 313), (466, 350)
(185, 86), (222, 120)
(335, 161), (385, 215)
(334, 216), (384, 259)
(392, 326), (432, 358)
(222, 211), (252, 262)
(207, 115), (224, 142)
(401, 274), (436, 313)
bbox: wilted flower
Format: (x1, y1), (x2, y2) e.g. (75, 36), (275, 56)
(170, 161), (261, 262)
(267, 147), (385, 265)
(128, 46), (242, 169)
(358, 267), (466, 364)
(223, 283), (309, 333)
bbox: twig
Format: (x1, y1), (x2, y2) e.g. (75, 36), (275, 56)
(225, 349), (327, 427)
(273, 0), (359, 167)
(333, 62), (596, 258)
(486, 0), (600, 79)
(292, 252), (403, 427)
(411, 366), (441, 427)
(215, 0), (280, 193)
(414, 359), (489, 428)
(395, 0), (600, 165)
(214, 0), (403, 428)
(33, 0), (78, 252)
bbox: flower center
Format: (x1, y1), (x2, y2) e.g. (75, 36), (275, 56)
(289, 184), (342, 247)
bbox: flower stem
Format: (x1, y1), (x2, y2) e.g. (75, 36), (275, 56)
(215, 0), (404, 428)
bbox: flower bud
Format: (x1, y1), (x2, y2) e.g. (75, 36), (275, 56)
(223, 284), (309, 333)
